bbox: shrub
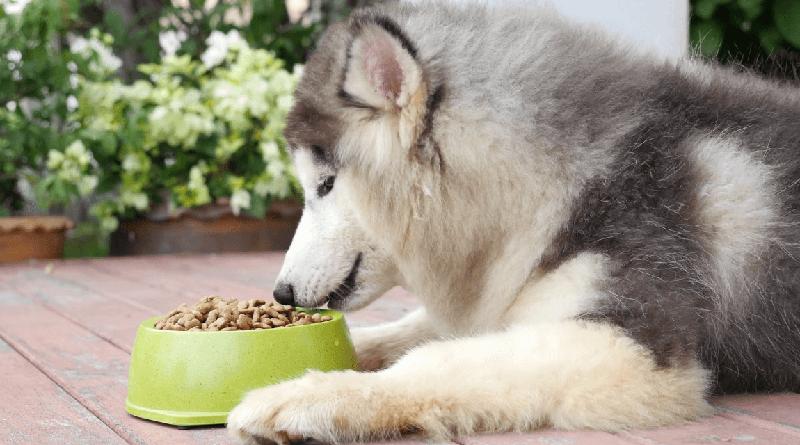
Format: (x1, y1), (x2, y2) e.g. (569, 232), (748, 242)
(0, 1), (117, 215)
(70, 31), (301, 231)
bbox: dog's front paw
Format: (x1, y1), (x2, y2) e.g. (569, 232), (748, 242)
(227, 370), (370, 444)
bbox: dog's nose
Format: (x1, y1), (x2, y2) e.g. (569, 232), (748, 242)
(273, 282), (296, 306)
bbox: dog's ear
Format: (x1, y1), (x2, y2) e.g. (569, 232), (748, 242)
(343, 20), (423, 111)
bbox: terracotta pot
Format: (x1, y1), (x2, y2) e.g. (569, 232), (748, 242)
(109, 201), (301, 256)
(0, 216), (73, 263)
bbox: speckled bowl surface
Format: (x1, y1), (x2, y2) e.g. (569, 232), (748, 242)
(125, 308), (356, 426)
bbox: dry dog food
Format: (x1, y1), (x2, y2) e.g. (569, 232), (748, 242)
(154, 296), (332, 331)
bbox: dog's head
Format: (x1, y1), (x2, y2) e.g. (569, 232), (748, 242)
(275, 9), (447, 309)
(274, 144), (399, 310)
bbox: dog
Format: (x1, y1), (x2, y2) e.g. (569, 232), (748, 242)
(227, 1), (800, 443)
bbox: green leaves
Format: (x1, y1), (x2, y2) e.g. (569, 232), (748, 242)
(691, 19), (725, 56)
(0, 0), (89, 214)
(774, 0), (800, 47)
(738, 0), (764, 20)
(690, 0), (800, 68)
(695, 0), (732, 20)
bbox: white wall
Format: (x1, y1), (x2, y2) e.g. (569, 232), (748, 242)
(480, 0), (690, 59)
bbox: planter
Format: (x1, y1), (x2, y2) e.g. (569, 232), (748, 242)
(109, 201), (301, 256)
(0, 216), (73, 263)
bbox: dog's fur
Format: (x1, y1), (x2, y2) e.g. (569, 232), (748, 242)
(228, 1), (800, 443)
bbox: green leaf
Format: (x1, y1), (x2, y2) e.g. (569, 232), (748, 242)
(774, 0), (800, 48)
(103, 10), (125, 41)
(737, 0), (764, 20)
(694, 0), (731, 19)
(691, 19), (725, 57)
(758, 26), (784, 53)
(246, 193), (268, 219)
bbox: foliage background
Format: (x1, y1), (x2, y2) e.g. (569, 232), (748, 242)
(690, 0), (800, 81)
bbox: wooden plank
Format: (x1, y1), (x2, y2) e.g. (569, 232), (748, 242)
(459, 431), (636, 445)
(2, 265), (156, 353)
(0, 281), (235, 445)
(623, 413), (800, 445)
(0, 337), (125, 445)
(714, 394), (800, 429)
(88, 256), (271, 300)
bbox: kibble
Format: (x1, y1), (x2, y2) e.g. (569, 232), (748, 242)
(154, 296), (333, 331)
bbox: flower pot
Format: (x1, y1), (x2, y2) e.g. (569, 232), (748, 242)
(0, 216), (73, 263)
(109, 201), (301, 256)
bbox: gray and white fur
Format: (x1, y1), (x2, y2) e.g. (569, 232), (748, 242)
(228, 1), (800, 443)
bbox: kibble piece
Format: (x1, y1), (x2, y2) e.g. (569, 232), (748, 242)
(206, 309), (219, 324)
(221, 326), (238, 331)
(237, 314), (253, 330)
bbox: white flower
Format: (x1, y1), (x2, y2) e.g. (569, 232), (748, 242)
(267, 161), (285, 179)
(277, 94), (293, 111)
(159, 30), (186, 57)
(2, 0), (31, 15)
(65, 140), (91, 167)
(5, 101), (16, 112)
(230, 189), (251, 215)
(259, 141), (280, 161)
(121, 191), (149, 210)
(189, 164), (206, 189)
(201, 30), (243, 69)
(69, 34), (122, 74)
(69, 74), (79, 89)
(100, 216), (119, 232)
(122, 153), (141, 172)
(150, 105), (167, 121)
(78, 175), (98, 196)
(6, 49), (21, 64)
(66, 95), (78, 112)
(46, 150), (65, 170)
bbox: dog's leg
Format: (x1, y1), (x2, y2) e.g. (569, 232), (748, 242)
(227, 320), (712, 444)
(350, 308), (437, 371)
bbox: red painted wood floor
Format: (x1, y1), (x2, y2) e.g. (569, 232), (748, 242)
(2, 253), (799, 444)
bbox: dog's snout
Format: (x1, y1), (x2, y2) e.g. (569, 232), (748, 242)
(273, 282), (296, 306)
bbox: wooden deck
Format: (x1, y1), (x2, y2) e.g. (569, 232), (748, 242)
(2, 253), (799, 445)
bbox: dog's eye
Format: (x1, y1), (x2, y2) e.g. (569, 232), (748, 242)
(311, 145), (326, 163)
(317, 175), (335, 198)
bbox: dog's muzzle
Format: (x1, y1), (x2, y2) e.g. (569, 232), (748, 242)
(325, 253), (362, 309)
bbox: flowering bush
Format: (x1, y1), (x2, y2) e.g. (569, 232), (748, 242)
(71, 30), (301, 231)
(0, 1), (117, 215)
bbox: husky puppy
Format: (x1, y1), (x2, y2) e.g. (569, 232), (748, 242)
(228, 1), (800, 443)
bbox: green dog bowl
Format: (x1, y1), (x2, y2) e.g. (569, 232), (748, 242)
(125, 308), (357, 426)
